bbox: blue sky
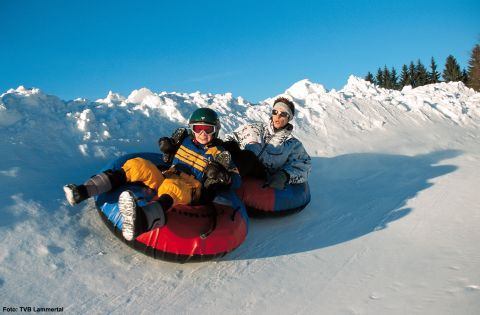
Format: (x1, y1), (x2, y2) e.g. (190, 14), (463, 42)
(1, 0), (479, 102)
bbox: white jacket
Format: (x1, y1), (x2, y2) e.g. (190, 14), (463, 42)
(227, 121), (311, 184)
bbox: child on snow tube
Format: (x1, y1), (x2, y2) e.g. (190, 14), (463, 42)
(64, 108), (241, 241)
(223, 97), (312, 215)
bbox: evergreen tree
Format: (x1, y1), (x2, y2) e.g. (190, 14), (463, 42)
(383, 66), (392, 89)
(467, 44), (480, 91)
(429, 57), (440, 83)
(391, 67), (399, 90)
(376, 68), (384, 88)
(408, 61), (417, 87)
(461, 69), (469, 84)
(415, 59), (429, 86)
(365, 72), (375, 84)
(399, 64), (410, 88)
(443, 55), (462, 82)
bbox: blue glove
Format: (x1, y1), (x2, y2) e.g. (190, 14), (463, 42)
(264, 170), (289, 190)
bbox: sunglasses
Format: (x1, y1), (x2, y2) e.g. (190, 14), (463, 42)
(190, 124), (216, 135)
(272, 109), (290, 118)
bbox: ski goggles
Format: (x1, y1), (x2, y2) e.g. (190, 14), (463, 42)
(272, 109), (290, 118)
(190, 123), (216, 135)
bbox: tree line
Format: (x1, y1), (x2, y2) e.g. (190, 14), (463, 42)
(364, 43), (480, 92)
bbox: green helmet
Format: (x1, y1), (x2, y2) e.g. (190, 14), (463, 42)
(188, 107), (221, 138)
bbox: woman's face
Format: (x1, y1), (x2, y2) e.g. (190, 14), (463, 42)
(272, 109), (290, 129)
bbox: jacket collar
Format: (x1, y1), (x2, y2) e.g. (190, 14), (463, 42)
(267, 120), (293, 136)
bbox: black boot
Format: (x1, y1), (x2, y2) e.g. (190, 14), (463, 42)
(84, 169), (127, 196)
(141, 194), (173, 230)
(64, 169), (127, 206)
(63, 184), (89, 206)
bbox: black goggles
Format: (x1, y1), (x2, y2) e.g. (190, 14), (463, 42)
(272, 109), (290, 118)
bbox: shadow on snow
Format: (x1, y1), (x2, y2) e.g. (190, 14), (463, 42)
(228, 149), (461, 261)
(1, 149), (460, 263)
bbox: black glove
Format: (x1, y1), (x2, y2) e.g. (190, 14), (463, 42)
(263, 170), (289, 190)
(158, 137), (175, 154)
(221, 140), (241, 155)
(203, 162), (231, 190)
(159, 128), (188, 163)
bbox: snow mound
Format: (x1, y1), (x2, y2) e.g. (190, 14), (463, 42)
(341, 74), (385, 96)
(281, 76), (480, 138)
(1, 77), (479, 160)
(1, 77), (480, 314)
(284, 79), (327, 99)
(96, 91), (126, 106)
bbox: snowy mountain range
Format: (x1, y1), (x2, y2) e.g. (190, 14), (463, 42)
(1, 76), (479, 314)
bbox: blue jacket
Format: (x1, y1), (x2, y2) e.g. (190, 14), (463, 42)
(171, 136), (241, 189)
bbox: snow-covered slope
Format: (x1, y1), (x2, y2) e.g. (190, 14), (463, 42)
(1, 77), (479, 314)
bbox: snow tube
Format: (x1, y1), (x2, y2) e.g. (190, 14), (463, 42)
(236, 178), (311, 217)
(94, 152), (248, 263)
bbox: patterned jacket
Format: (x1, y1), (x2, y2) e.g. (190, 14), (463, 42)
(227, 121), (311, 184)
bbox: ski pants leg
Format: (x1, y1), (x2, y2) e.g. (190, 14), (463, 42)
(121, 157), (202, 206)
(157, 172), (202, 206)
(122, 157), (165, 191)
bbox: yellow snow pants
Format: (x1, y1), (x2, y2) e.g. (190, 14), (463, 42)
(121, 157), (202, 206)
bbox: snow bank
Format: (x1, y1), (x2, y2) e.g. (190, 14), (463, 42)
(1, 77), (480, 314)
(1, 77), (478, 160)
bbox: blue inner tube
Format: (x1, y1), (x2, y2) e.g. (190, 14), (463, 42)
(94, 152), (249, 263)
(236, 178), (311, 217)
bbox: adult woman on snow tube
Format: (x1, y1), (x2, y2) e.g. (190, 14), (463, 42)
(223, 97), (312, 216)
(63, 108), (248, 263)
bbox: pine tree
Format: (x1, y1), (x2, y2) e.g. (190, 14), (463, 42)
(399, 64), (410, 88)
(365, 72), (375, 84)
(391, 67), (399, 90)
(467, 44), (480, 91)
(443, 55), (462, 82)
(461, 69), (469, 84)
(415, 59), (429, 86)
(376, 68), (384, 88)
(383, 66), (392, 89)
(408, 61), (417, 87)
(429, 57), (440, 83)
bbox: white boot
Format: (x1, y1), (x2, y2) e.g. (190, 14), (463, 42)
(118, 191), (138, 241)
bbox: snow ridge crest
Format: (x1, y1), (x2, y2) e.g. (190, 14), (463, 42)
(1, 76), (479, 158)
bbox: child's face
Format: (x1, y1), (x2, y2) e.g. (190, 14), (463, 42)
(191, 123), (216, 144)
(194, 130), (214, 144)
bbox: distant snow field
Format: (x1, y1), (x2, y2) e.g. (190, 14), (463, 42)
(1, 76), (479, 314)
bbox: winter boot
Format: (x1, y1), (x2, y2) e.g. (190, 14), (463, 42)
(118, 191), (169, 241)
(119, 191), (143, 241)
(142, 201), (167, 230)
(63, 184), (89, 206)
(83, 171), (114, 197)
(63, 169), (127, 206)
(140, 194), (172, 230)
